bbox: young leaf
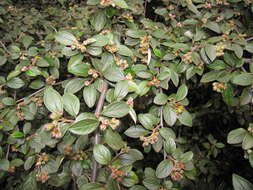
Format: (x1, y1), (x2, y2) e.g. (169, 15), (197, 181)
(63, 93), (80, 117)
(93, 144), (111, 165)
(43, 87), (63, 113)
(69, 119), (99, 135)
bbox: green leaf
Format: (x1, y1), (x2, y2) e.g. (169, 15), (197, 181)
(55, 31), (77, 45)
(124, 125), (149, 138)
(232, 174), (253, 190)
(154, 93), (168, 105)
(138, 113), (159, 130)
(11, 131), (24, 138)
(232, 44), (243, 58)
(114, 80), (129, 100)
(0, 56), (7, 66)
(178, 111), (192, 127)
(117, 45), (133, 57)
(227, 128), (247, 144)
(164, 138), (176, 154)
(103, 66), (125, 82)
(205, 45), (217, 62)
(242, 133), (253, 150)
(80, 183), (105, 190)
(64, 78), (85, 94)
(63, 93), (80, 117)
(155, 160), (173, 179)
(24, 156), (35, 170)
(163, 105), (177, 126)
(160, 128), (176, 139)
(245, 44), (253, 53)
(112, 0), (128, 9)
(69, 119), (99, 135)
(180, 151), (193, 163)
(91, 12), (107, 32)
(205, 22), (221, 33)
(105, 128), (125, 150)
(232, 73), (253, 86)
(0, 159), (9, 171)
(93, 144), (111, 165)
(83, 86), (97, 108)
(68, 54), (90, 77)
(126, 30), (146, 38)
(7, 77), (25, 89)
(44, 87), (63, 113)
(176, 84), (188, 101)
(102, 102), (129, 118)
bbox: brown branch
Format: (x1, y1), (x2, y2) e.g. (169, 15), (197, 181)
(91, 80), (108, 182)
(246, 36), (253, 41)
(0, 41), (11, 55)
(16, 80), (67, 103)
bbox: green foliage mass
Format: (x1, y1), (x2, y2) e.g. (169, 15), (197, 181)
(0, 0), (253, 189)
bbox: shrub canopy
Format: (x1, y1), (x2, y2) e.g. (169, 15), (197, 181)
(0, 0), (253, 189)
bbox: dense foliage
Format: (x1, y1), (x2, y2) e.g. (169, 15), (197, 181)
(1, 0), (253, 189)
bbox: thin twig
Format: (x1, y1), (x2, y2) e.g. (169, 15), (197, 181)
(246, 36), (253, 41)
(144, 0), (147, 18)
(16, 80), (66, 103)
(91, 81), (108, 182)
(6, 144), (10, 159)
(159, 88), (167, 160)
(0, 41), (11, 55)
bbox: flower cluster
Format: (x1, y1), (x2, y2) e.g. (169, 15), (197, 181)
(35, 153), (49, 168)
(88, 68), (100, 79)
(212, 82), (227, 93)
(182, 52), (192, 64)
(36, 172), (49, 183)
(139, 35), (151, 55)
(247, 124), (253, 135)
(100, 0), (115, 7)
(170, 161), (185, 181)
(174, 102), (185, 115)
(109, 165), (127, 182)
(148, 77), (160, 88)
(46, 76), (56, 85)
(216, 44), (226, 56)
(70, 150), (87, 161)
(105, 44), (119, 53)
(99, 117), (120, 130)
(114, 55), (129, 70)
(140, 126), (159, 147)
(43, 112), (72, 139)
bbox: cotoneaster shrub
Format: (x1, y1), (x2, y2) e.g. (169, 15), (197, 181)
(0, 0), (253, 189)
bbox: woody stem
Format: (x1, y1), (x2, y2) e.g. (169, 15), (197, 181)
(91, 80), (108, 182)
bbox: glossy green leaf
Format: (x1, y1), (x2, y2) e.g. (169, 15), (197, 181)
(83, 86), (97, 108)
(63, 93), (80, 116)
(93, 144), (111, 165)
(44, 87), (63, 113)
(69, 119), (99, 135)
(102, 102), (129, 118)
(155, 160), (173, 179)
